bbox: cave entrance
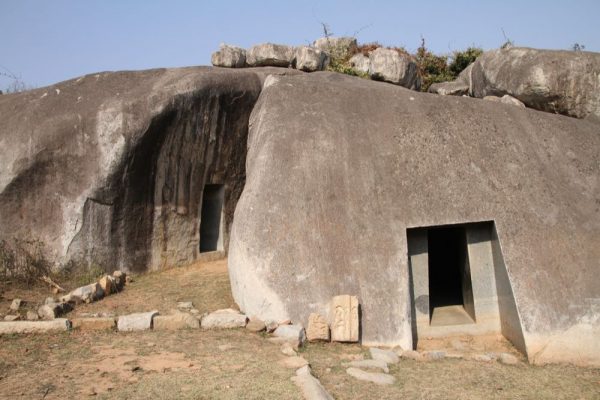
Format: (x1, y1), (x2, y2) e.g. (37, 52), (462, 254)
(427, 226), (475, 326)
(199, 184), (224, 253)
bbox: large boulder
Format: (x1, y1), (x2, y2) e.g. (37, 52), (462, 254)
(368, 48), (420, 90)
(246, 43), (295, 67)
(294, 46), (329, 72)
(228, 72), (600, 366)
(348, 54), (370, 75)
(469, 47), (600, 119)
(0, 67), (292, 272)
(211, 44), (246, 68)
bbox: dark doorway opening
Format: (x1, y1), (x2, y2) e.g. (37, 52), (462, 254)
(428, 225), (475, 325)
(199, 184), (224, 253)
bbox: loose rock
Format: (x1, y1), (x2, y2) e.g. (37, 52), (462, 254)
(291, 365), (334, 400)
(294, 46), (329, 72)
(246, 318), (266, 332)
(369, 48), (420, 89)
(273, 324), (306, 347)
(98, 275), (115, 295)
(4, 315), (19, 321)
(37, 301), (72, 320)
(346, 367), (396, 385)
(349, 53), (370, 74)
(201, 308), (247, 329)
(26, 311), (39, 321)
(280, 342), (297, 357)
(246, 43), (295, 67)
(423, 350), (446, 361)
(211, 44), (246, 68)
(400, 350), (423, 361)
(0, 319), (71, 334)
(117, 311), (158, 332)
(153, 313), (199, 330)
(499, 352), (519, 365)
(177, 302), (194, 310)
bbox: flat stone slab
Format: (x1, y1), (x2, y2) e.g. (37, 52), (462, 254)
(117, 311), (158, 332)
(71, 317), (116, 331)
(370, 347), (400, 364)
(0, 319), (71, 334)
(347, 359), (389, 373)
(153, 313), (200, 330)
(346, 367), (396, 385)
(291, 365), (334, 400)
(201, 309), (247, 329)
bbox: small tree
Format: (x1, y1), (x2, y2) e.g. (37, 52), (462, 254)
(572, 43), (586, 52)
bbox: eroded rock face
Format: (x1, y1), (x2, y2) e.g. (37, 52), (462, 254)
(470, 47), (600, 119)
(228, 71), (600, 365)
(0, 67), (282, 273)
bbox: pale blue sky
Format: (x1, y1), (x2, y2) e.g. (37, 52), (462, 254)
(1, 0), (599, 89)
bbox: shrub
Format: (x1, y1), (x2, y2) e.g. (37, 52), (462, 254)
(449, 47), (483, 76)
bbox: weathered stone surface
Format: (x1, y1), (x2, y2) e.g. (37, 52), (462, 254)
(347, 359), (389, 373)
(330, 295), (359, 342)
(279, 355), (308, 369)
(201, 309), (247, 329)
(349, 53), (370, 74)
(9, 298), (22, 311)
(370, 347), (399, 364)
(470, 47), (600, 118)
(280, 342), (297, 357)
(265, 320), (279, 333)
(313, 37), (357, 59)
(306, 313), (330, 341)
(294, 46), (329, 72)
(71, 317), (116, 331)
(0, 319), (70, 334)
(273, 324), (306, 346)
(368, 48), (420, 89)
(246, 318), (266, 332)
(346, 367), (395, 385)
(291, 365), (334, 400)
(4, 315), (19, 321)
(153, 313), (199, 330)
(117, 311), (158, 332)
(228, 71), (600, 365)
(37, 301), (72, 320)
(0, 67), (277, 274)
(211, 44), (246, 68)
(247, 43), (295, 67)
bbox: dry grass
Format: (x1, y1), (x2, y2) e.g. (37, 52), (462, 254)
(1, 258), (599, 399)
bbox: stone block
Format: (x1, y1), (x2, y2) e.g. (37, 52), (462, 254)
(279, 355), (309, 369)
(330, 295), (359, 342)
(346, 367), (395, 385)
(9, 298), (22, 311)
(306, 313), (330, 342)
(0, 319), (71, 334)
(117, 311), (158, 332)
(274, 324), (306, 346)
(246, 318), (266, 332)
(98, 275), (115, 295)
(370, 347), (399, 364)
(153, 313), (200, 330)
(201, 309), (247, 329)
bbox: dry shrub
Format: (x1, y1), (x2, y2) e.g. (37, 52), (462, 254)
(0, 238), (52, 285)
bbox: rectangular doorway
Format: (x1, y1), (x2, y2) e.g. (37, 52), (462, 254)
(199, 184), (224, 253)
(427, 226), (476, 326)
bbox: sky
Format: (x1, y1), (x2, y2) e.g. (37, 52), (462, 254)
(1, 0), (599, 90)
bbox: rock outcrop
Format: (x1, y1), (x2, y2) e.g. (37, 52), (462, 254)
(228, 71), (600, 365)
(211, 44), (246, 68)
(294, 46), (329, 72)
(0, 67), (296, 272)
